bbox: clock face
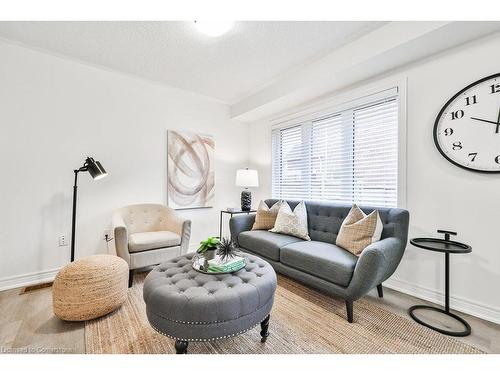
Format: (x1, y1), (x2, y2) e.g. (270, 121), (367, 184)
(434, 73), (500, 173)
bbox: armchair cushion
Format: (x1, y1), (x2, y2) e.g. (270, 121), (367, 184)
(280, 241), (358, 287)
(128, 231), (181, 253)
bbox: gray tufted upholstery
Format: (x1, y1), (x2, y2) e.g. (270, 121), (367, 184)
(230, 199), (409, 322)
(143, 253), (277, 341)
(264, 199), (407, 245)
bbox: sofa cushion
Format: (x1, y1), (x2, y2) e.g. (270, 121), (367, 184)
(238, 230), (303, 261)
(280, 241), (358, 287)
(129, 231), (181, 253)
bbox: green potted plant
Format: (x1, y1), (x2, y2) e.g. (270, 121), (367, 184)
(197, 236), (219, 260)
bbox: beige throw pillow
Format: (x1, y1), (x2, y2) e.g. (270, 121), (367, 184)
(336, 204), (383, 256)
(252, 200), (283, 230)
(270, 201), (310, 240)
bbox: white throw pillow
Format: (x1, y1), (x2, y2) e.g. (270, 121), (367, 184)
(270, 201), (310, 240)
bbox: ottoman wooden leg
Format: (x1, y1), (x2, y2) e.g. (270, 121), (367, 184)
(175, 340), (189, 354)
(260, 315), (270, 343)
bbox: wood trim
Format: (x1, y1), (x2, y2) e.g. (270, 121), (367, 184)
(0, 268), (60, 291)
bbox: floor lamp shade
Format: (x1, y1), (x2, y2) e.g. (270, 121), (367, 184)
(71, 156), (108, 262)
(86, 157), (107, 180)
(235, 169), (259, 211)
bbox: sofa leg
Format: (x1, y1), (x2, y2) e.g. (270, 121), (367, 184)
(128, 269), (134, 288)
(377, 284), (383, 298)
(345, 300), (353, 323)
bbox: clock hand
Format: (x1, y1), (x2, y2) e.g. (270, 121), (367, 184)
(470, 117), (500, 126)
(497, 105), (500, 133)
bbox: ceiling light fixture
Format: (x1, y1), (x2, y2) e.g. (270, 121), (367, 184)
(194, 20), (234, 37)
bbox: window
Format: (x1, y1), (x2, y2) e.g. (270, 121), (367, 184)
(272, 89), (399, 208)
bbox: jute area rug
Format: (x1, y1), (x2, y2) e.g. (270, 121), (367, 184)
(85, 273), (482, 354)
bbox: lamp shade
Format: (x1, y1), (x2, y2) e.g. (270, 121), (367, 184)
(85, 157), (107, 180)
(235, 169), (259, 188)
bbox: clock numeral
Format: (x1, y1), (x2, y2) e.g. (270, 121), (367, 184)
(444, 128), (454, 136)
(465, 95), (478, 106)
(490, 84), (500, 94)
(450, 110), (464, 120)
(495, 156), (500, 164)
(452, 141), (463, 150)
(468, 152), (477, 162)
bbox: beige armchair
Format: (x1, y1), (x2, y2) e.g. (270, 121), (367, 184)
(112, 203), (191, 287)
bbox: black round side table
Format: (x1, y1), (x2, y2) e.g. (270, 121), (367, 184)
(409, 230), (472, 337)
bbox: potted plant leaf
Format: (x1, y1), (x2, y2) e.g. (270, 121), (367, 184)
(197, 236), (219, 261)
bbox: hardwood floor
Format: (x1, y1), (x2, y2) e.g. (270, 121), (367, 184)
(0, 280), (499, 354)
(365, 287), (500, 353)
(0, 285), (84, 353)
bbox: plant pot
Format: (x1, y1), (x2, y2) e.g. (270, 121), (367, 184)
(204, 249), (216, 261)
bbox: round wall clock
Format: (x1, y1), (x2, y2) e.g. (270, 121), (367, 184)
(434, 73), (500, 173)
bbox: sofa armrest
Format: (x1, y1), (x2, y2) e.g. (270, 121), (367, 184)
(163, 208), (191, 254)
(112, 212), (130, 265)
(179, 219), (192, 254)
(346, 237), (406, 300)
(229, 214), (256, 245)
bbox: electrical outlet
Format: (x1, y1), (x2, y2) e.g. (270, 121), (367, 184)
(103, 229), (113, 242)
(59, 235), (68, 247)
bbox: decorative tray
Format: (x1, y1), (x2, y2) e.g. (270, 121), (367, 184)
(191, 253), (246, 275)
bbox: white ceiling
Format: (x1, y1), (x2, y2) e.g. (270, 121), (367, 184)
(0, 21), (385, 103)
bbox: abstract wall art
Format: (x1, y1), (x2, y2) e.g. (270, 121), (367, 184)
(167, 130), (215, 209)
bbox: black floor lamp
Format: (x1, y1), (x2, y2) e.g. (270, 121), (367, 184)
(71, 157), (107, 262)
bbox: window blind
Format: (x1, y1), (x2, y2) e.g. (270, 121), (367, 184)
(272, 91), (398, 208)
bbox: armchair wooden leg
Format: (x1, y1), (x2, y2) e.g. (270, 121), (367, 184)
(377, 284), (383, 298)
(345, 300), (353, 323)
(128, 269), (134, 288)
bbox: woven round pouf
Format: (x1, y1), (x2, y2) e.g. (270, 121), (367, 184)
(52, 255), (128, 321)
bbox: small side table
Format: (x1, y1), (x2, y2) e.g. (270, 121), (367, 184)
(409, 230), (472, 337)
(219, 209), (256, 239)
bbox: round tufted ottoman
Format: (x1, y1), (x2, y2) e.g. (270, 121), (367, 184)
(143, 252), (277, 353)
(52, 255), (129, 321)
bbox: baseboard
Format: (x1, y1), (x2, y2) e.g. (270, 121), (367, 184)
(0, 268), (60, 292)
(384, 277), (500, 325)
(0, 245), (198, 291)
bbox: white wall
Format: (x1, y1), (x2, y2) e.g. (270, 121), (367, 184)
(248, 33), (500, 323)
(0, 40), (248, 288)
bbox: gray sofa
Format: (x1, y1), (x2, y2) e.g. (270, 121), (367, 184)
(230, 199), (409, 322)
